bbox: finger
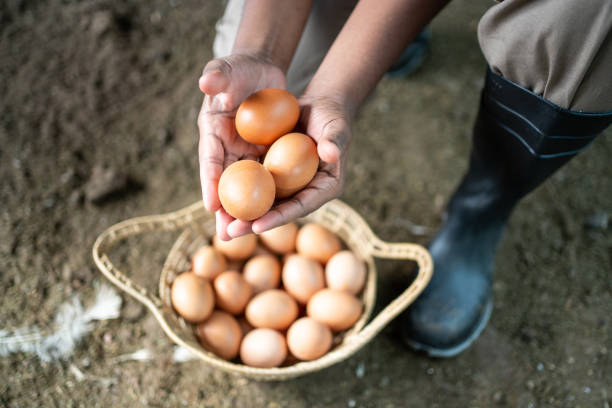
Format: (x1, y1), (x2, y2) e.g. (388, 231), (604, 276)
(252, 178), (337, 233)
(198, 115), (224, 212)
(227, 219), (254, 238)
(199, 59), (232, 95)
(316, 119), (350, 164)
(215, 208), (234, 241)
(318, 140), (341, 164)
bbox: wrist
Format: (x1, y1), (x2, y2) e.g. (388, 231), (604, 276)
(231, 47), (284, 72)
(302, 80), (359, 121)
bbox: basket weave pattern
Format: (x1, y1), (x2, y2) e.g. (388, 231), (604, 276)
(93, 200), (433, 380)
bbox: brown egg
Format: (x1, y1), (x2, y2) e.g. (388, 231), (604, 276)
(235, 88), (300, 146)
(191, 246), (227, 280)
(258, 222), (298, 254)
(213, 271), (252, 315)
(226, 259), (245, 272)
(213, 233), (257, 260)
(240, 328), (287, 368)
(296, 223), (341, 264)
(243, 255), (281, 294)
(286, 317), (332, 361)
(307, 289), (362, 331)
(245, 289), (298, 330)
(282, 254), (325, 304)
(195, 311), (242, 360)
(325, 251), (366, 295)
(252, 244), (275, 257)
(263, 133), (319, 198)
(218, 160), (276, 220)
(171, 272), (215, 323)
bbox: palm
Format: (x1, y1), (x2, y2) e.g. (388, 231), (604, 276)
(244, 95), (351, 235)
(296, 96), (349, 202)
(198, 54), (286, 215)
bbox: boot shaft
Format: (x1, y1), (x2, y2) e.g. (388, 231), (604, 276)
(448, 68), (612, 220)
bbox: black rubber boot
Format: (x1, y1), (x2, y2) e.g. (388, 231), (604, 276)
(401, 67), (612, 357)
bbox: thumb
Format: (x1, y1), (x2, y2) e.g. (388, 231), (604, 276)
(317, 119), (350, 164)
(199, 59), (232, 95)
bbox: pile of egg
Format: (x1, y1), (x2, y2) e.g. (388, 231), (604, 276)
(170, 222), (366, 368)
(218, 88), (320, 220)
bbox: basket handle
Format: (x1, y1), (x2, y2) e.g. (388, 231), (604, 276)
(349, 235), (433, 347)
(92, 202), (207, 310)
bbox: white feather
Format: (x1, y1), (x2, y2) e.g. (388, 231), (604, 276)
(114, 348), (152, 362)
(172, 345), (198, 362)
(0, 283), (122, 361)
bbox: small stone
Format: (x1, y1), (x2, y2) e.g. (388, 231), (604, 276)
(348, 400), (356, 408)
(584, 211), (609, 230)
(90, 11), (113, 36)
(69, 190), (84, 206)
(122, 301), (144, 321)
(537, 363), (544, 371)
(150, 11), (162, 24)
(526, 380), (535, 390)
(60, 168), (77, 185)
(42, 197), (56, 209)
(492, 391), (505, 403)
(84, 166), (129, 204)
(355, 362), (365, 378)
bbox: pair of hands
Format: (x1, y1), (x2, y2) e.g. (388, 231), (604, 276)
(197, 54), (352, 241)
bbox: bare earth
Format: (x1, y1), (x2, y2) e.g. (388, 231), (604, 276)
(1, 1), (610, 407)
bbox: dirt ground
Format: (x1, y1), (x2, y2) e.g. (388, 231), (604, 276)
(1, 0), (610, 407)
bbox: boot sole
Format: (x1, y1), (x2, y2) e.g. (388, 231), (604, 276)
(404, 298), (493, 358)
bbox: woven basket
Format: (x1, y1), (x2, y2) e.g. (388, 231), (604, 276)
(92, 199), (433, 381)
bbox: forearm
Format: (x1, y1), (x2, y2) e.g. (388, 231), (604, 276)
(305, 0), (448, 117)
(232, 0), (314, 72)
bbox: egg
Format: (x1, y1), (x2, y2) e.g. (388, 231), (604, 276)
(243, 254), (281, 294)
(307, 289), (362, 331)
(296, 223), (341, 264)
(263, 133), (319, 198)
(286, 317), (332, 361)
(213, 271), (252, 315)
(195, 311), (242, 360)
(218, 160), (276, 220)
(235, 88), (300, 146)
(245, 289), (298, 330)
(226, 259), (245, 272)
(213, 233), (257, 260)
(325, 251), (366, 295)
(282, 254), (325, 304)
(240, 328), (287, 368)
(252, 244), (275, 257)
(191, 246), (227, 280)
(258, 222), (298, 254)
(171, 272), (215, 323)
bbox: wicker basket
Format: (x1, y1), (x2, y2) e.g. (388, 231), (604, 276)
(92, 199), (433, 381)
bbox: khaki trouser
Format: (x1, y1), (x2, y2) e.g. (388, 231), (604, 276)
(214, 0), (612, 112)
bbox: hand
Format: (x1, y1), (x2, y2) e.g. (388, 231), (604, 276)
(226, 94), (352, 238)
(197, 53), (286, 240)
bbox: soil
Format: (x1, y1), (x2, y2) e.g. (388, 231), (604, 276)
(1, 0), (610, 407)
